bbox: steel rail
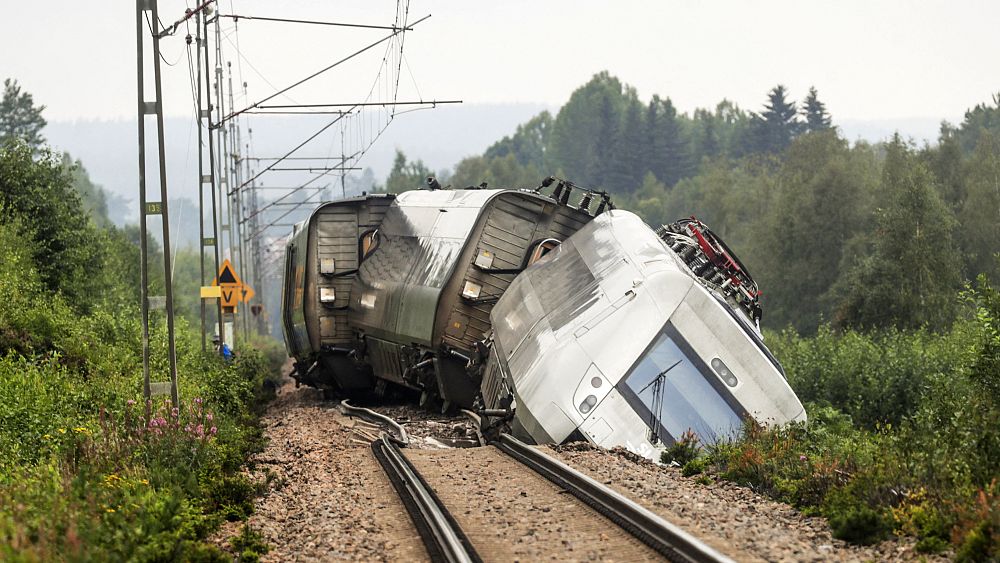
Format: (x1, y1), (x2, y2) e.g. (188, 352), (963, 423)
(371, 437), (481, 563)
(495, 434), (733, 563)
(340, 400), (409, 445)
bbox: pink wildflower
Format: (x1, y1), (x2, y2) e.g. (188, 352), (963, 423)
(209, 426), (218, 436)
(799, 455), (807, 462)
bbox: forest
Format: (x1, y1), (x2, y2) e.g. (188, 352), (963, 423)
(388, 71), (1000, 335)
(0, 79), (279, 560)
(385, 72), (1000, 559)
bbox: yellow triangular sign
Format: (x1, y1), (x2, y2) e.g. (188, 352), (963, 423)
(213, 259), (243, 287)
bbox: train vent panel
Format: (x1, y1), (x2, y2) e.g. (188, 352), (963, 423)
(316, 208), (360, 347)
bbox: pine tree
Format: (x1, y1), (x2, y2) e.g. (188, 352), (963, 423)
(606, 97), (645, 193)
(926, 123), (965, 211)
(546, 72), (625, 184)
(802, 86), (832, 133)
(384, 150), (433, 192)
(0, 78), (46, 149)
(750, 85), (801, 154)
(642, 96), (663, 178)
(590, 93), (619, 188)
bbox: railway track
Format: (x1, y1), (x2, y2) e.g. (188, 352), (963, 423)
(494, 434), (731, 563)
(371, 437), (482, 563)
(358, 405), (732, 563)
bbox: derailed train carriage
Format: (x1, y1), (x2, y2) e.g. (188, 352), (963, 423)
(281, 178), (805, 460)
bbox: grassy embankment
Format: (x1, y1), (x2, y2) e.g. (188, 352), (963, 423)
(0, 141), (285, 560)
(664, 276), (1000, 561)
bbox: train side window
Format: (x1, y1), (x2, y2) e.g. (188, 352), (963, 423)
(528, 238), (560, 266)
(359, 229), (380, 262)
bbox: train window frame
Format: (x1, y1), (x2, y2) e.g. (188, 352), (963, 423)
(359, 229), (380, 263)
(615, 322), (747, 446)
(281, 244), (299, 355)
(527, 238), (561, 266)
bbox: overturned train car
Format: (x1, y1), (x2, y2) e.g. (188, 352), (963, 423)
(281, 185), (601, 409)
(281, 180), (805, 459)
(479, 211), (806, 460)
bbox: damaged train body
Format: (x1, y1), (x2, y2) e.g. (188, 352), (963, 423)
(281, 179), (805, 459)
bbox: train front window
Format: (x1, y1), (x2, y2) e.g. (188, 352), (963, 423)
(617, 329), (743, 445)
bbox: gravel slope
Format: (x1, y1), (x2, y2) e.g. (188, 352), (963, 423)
(549, 443), (949, 563)
(213, 381), (428, 562)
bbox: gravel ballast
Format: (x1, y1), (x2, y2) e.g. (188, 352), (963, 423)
(549, 443), (949, 562)
(213, 382), (428, 562)
(406, 446), (662, 562)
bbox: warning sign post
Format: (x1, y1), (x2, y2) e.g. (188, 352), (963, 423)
(201, 259), (255, 348)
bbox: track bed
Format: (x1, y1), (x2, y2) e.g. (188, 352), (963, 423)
(404, 446), (662, 562)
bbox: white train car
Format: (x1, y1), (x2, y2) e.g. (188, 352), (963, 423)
(479, 210), (806, 460)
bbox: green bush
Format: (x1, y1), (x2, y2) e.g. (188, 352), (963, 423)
(231, 524), (270, 563)
(661, 429), (701, 466)
(827, 502), (891, 545)
(0, 141), (280, 559)
(704, 276), (1000, 557)
(681, 457), (709, 477)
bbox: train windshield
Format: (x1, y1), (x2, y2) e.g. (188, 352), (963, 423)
(617, 328), (743, 445)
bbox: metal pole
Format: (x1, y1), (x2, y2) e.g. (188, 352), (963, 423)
(214, 15), (236, 347)
(196, 10), (206, 352)
(151, 0), (180, 407)
(137, 0), (179, 406)
(136, 0), (152, 402)
(205, 13), (224, 351)
(227, 61), (250, 341)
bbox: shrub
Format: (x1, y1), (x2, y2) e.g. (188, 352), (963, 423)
(682, 457), (709, 477)
(231, 524), (270, 563)
(703, 277), (1000, 554)
(661, 429), (701, 466)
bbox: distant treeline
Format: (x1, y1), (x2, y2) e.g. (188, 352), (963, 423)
(387, 72), (1000, 335)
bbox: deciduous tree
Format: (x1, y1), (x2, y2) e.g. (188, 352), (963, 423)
(834, 135), (961, 330)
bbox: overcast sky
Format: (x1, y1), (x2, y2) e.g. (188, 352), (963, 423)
(3, 0), (998, 124)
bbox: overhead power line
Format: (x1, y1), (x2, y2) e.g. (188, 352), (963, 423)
(255, 99), (462, 110)
(216, 14), (431, 128)
(216, 14), (414, 32)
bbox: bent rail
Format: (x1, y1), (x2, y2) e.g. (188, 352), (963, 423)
(340, 399), (410, 445)
(371, 437), (481, 563)
(495, 434), (733, 563)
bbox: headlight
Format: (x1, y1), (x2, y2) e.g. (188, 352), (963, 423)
(711, 357), (739, 387)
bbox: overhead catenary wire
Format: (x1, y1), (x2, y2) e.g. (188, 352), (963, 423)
(255, 100), (461, 110)
(247, 189), (327, 239)
(235, 110), (353, 191)
(153, 0), (456, 339)
(216, 14), (431, 128)
(215, 13), (414, 32)
(243, 168), (340, 223)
